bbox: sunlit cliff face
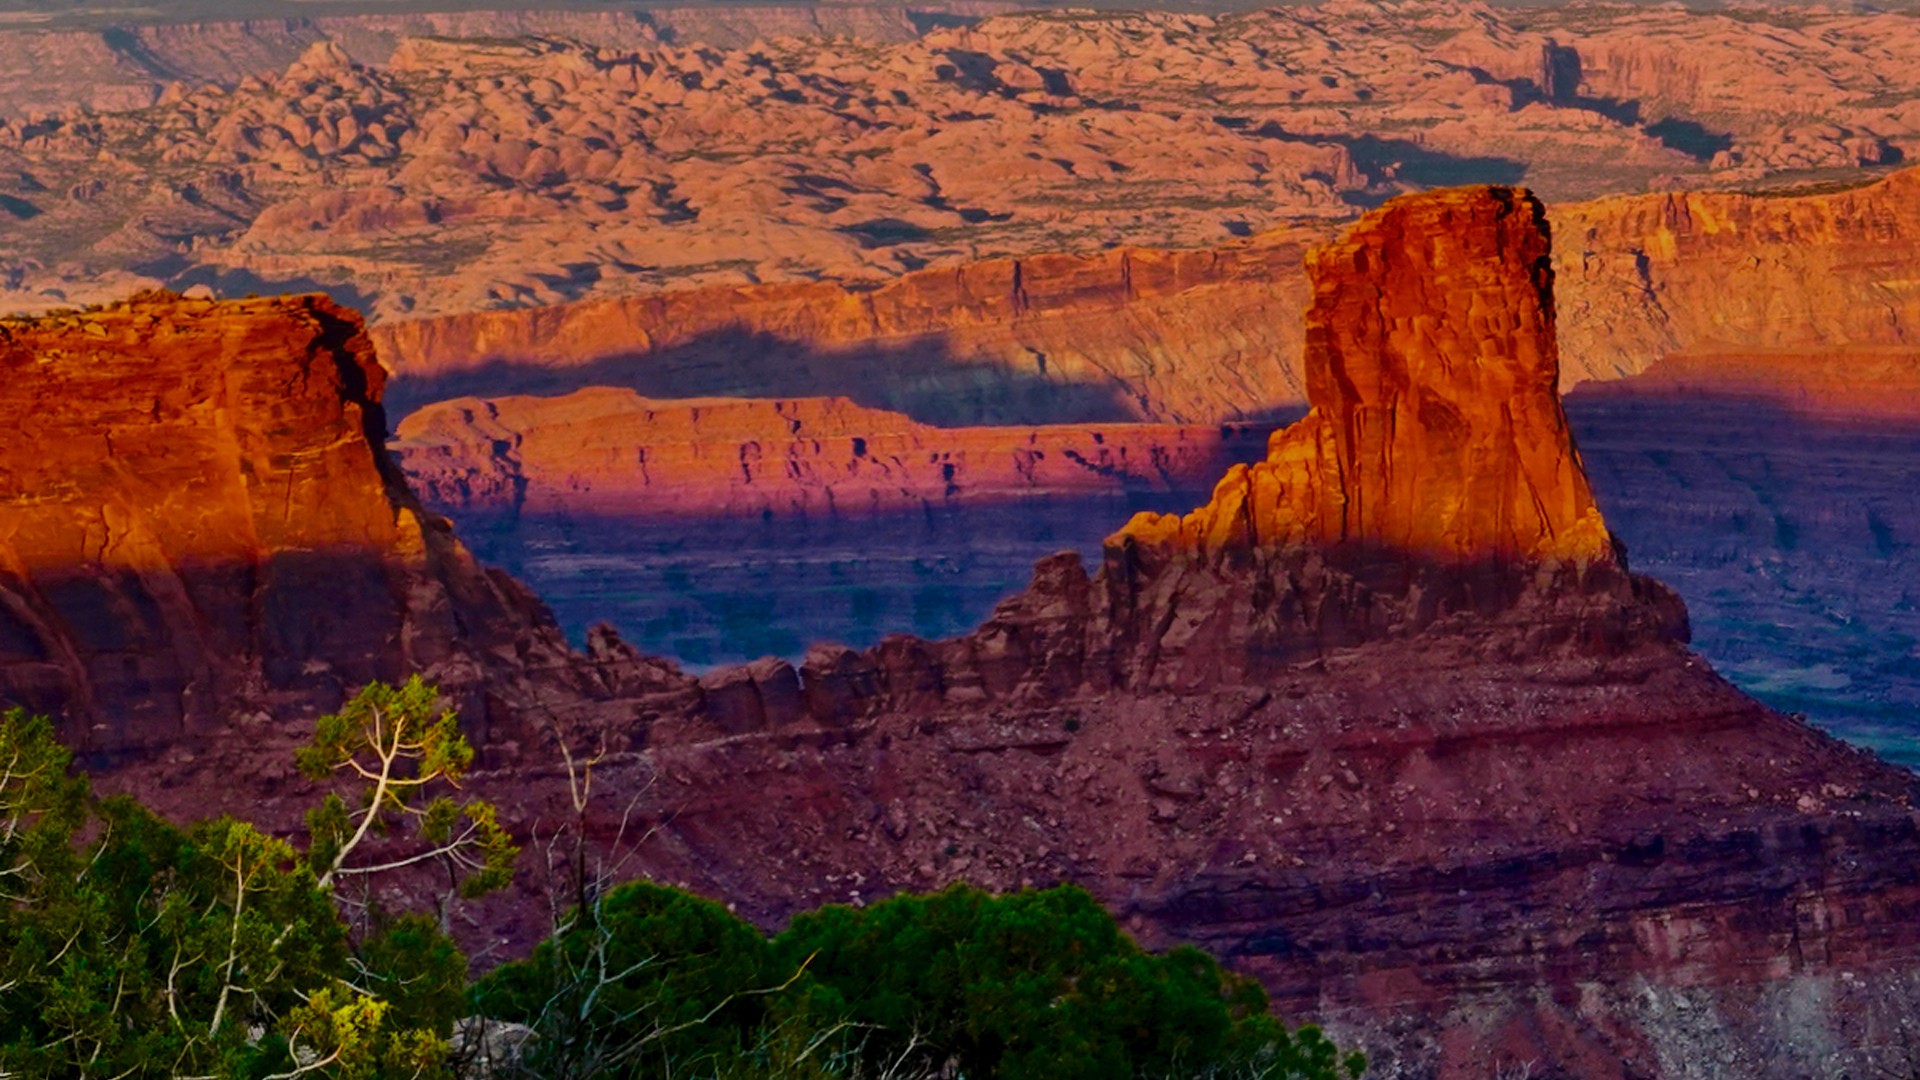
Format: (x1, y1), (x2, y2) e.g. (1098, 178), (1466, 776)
(1117, 186), (1613, 569)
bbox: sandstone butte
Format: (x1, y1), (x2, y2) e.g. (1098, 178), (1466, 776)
(367, 164), (1920, 428)
(7, 189), (1920, 1078)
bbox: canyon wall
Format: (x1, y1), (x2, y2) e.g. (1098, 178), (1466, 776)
(1553, 168), (1920, 382)
(372, 233), (1318, 425)
(0, 292), (681, 757)
(393, 389), (1274, 521)
(13, 189), (1920, 1078)
(367, 166), (1920, 425)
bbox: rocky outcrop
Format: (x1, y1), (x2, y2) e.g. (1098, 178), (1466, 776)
(0, 293), (683, 756)
(372, 234), (1318, 425)
(755, 186), (1683, 708)
(1553, 168), (1920, 384)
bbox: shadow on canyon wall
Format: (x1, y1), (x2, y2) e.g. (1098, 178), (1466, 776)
(382, 324), (1156, 427)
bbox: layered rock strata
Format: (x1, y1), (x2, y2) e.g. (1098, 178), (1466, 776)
(0, 294), (680, 756)
(367, 165), (1920, 424)
(392, 389), (1273, 521)
(1553, 168), (1920, 383)
(372, 234), (1319, 426)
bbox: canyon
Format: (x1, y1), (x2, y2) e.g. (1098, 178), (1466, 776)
(1, 0), (1917, 322)
(7, 187), (1920, 1077)
(367, 164), (1920, 428)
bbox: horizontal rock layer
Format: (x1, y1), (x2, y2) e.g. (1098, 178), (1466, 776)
(392, 388), (1275, 521)
(369, 166), (1920, 425)
(1553, 168), (1920, 383)
(372, 233), (1319, 426)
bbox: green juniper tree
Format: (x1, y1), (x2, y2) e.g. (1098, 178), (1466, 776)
(0, 677), (519, 1080)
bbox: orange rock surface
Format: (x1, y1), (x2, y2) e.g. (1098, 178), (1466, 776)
(0, 293), (621, 754)
(1605, 347), (1920, 421)
(367, 164), (1920, 427)
(1553, 168), (1920, 383)
(4, 1), (1918, 319)
(1121, 186), (1611, 568)
(394, 388), (1270, 519)
(373, 232), (1318, 424)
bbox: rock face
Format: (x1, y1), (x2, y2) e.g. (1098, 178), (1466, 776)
(1553, 168), (1920, 384)
(372, 234), (1318, 425)
(393, 389), (1273, 520)
(362, 165), (1920, 428)
(0, 293), (651, 756)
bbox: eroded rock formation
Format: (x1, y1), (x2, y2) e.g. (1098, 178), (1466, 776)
(392, 389), (1273, 520)
(1553, 168), (1920, 383)
(0, 293), (669, 756)
(371, 233), (1319, 425)
(15, 188), (1920, 1079)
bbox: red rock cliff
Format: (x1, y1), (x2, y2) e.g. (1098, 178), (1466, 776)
(1553, 167), (1920, 383)
(368, 230), (1321, 426)
(392, 389), (1272, 521)
(1125, 186), (1610, 565)
(53, 194), (1920, 1080)
(0, 293), (650, 756)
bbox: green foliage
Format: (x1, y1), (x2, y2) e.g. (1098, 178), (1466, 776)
(777, 883), (1363, 1080)
(299, 676), (516, 900)
(356, 910), (470, 1036)
(0, 790), (349, 1077)
(278, 986), (453, 1080)
(474, 880), (1364, 1080)
(0, 707), (86, 898)
(0, 683), (510, 1080)
(473, 880), (781, 1077)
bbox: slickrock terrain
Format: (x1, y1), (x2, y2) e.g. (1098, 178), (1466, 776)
(1, 0), (1916, 320)
(17, 186), (1920, 1077)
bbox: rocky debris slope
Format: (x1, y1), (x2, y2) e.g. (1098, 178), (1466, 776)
(0, 293), (681, 757)
(372, 232), (1319, 424)
(1588, 347), (1920, 421)
(2, 0), (1918, 319)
